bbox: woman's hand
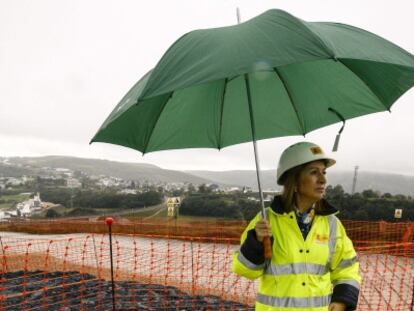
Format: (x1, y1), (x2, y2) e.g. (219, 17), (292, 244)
(254, 219), (272, 242)
(328, 302), (346, 311)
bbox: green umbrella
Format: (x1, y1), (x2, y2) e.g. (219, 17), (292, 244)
(91, 9), (414, 255)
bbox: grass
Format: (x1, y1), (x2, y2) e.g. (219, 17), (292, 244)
(32, 204), (167, 219)
(0, 198), (248, 241)
(124, 206), (237, 222)
(0, 203), (11, 209)
(2, 193), (31, 201)
(132, 205), (168, 218)
(0, 193), (31, 209)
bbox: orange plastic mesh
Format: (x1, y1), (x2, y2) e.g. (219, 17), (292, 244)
(0, 218), (412, 310)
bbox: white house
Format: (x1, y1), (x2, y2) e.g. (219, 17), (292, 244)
(66, 178), (82, 188)
(6, 177), (23, 186)
(119, 189), (137, 195)
(16, 193), (43, 217)
(0, 211), (10, 220)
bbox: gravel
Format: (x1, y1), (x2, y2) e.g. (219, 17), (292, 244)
(0, 271), (254, 310)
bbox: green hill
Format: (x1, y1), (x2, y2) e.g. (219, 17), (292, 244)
(1, 156), (213, 184)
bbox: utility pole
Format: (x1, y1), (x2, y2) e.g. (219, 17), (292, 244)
(67, 178), (75, 209)
(351, 166), (359, 195)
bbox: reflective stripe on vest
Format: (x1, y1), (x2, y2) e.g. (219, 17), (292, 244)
(327, 215), (337, 269)
(265, 215), (338, 277)
(338, 256), (358, 269)
(237, 251), (265, 270)
(257, 294), (331, 308)
(266, 262), (328, 276)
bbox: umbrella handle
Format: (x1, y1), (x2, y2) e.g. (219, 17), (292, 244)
(263, 236), (272, 259)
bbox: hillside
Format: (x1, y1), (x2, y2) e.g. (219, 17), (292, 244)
(186, 170), (414, 195)
(1, 156), (213, 184)
(1, 156), (413, 195)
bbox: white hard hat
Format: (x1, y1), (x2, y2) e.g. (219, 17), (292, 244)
(277, 142), (336, 185)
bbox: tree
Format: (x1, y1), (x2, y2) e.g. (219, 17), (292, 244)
(326, 184), (345, 201)
(180, 193), (260, 220)
(394, 194), (407, 201)
(362, 189), (379, 199)
(130, 181), (136, 189)
(381, 193), (392, 199)
(198, 184), (208, 193)
(45, 209), (60, 218)
(172, 188), (184, 197)
(187, 183), (196, 193)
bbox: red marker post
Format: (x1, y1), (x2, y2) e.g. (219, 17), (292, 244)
(105, 217), (116, 311)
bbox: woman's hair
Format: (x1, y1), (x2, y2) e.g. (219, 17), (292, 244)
(281, 161), (326, 213)
(281, 164), (304, 213)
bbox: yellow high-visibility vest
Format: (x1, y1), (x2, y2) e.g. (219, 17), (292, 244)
(232, 206), (361, 311)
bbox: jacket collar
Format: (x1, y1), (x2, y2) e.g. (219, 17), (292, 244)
(270, 195), (337, 216)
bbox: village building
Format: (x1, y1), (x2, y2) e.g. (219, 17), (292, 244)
(167, 197), (181, 217)
(6, 177), (23, 186)
(119, 189), (138, 195)
(66, 177), (82, 188)
(16, 193), (43, 217)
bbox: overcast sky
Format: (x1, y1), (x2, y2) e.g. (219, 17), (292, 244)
(1, 0), (414, 176)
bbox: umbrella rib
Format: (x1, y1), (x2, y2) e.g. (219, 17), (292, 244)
(142, 92), (174, 154)
(335, 59), (390, 112)
(273, 67), (306, 135)
(217, 78), (228, 149)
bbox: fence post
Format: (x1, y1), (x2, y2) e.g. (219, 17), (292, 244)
(105, 217), (116, 311)
(0, 237), (5, 272)
(411, 275), (414, 311)
(91, 234), (99, 276)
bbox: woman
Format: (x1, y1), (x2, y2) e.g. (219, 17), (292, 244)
(232, 142), (361, 311)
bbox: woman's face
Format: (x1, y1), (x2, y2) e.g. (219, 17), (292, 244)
(297, 160), (327, 203)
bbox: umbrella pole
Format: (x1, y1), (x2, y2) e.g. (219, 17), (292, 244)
(244, 74), (272, 259)
(244, 74), (265, 213)
(236, 14), (266, 216)
(251, 141), (265, 213)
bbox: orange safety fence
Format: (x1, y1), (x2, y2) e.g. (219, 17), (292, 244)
(0, 218), (412, 310)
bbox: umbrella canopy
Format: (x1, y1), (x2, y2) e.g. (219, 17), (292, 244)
(91, 9), (414, 154)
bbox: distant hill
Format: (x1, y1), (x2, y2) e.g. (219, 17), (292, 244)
(186, 170), (279, 191)
(0, 163), (36, 177)
(0, 156), (213, 184)
(186, 170), (414, 196)
(326, 170), (414, 196)
(1, 156), (413, 195)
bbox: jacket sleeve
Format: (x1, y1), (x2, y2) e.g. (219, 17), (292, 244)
(330, 217), (361, 311)
(232, 212), (266, 280)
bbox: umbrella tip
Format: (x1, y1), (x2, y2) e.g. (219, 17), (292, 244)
(236, 8), (241, 24)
